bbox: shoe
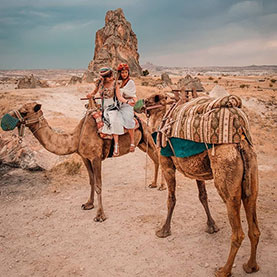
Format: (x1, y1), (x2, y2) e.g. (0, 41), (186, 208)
(129, 143), (135, 152)
(113, 143), (119, 157)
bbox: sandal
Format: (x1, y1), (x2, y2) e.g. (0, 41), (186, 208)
(129, 143), (135, 152)
(113, 143), (119, 157)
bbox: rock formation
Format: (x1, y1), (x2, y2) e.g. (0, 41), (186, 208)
(161, 73), (173, 85)
(68, 76), (82, 85)
(88, 8), (142, 76)
(177, 74), (204, 91)
(81, 70), (96, 83)
(17, 74), (49, 89)
(209, 85), (229, 98)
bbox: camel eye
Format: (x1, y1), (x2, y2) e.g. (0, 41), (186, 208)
(154, 95), (160, 102)
(21, 112), (27, 117)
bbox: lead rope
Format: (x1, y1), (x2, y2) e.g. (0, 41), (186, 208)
(145, 114), (150, 189)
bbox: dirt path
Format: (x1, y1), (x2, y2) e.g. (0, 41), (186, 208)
(1, 83), (277, 276)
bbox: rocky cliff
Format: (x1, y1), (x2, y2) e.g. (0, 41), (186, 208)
(88, 8), (142, 76)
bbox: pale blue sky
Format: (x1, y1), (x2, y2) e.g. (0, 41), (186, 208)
(0, 0), (276, 69)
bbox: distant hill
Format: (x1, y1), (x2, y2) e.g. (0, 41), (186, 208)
(141, 62), (277, 76)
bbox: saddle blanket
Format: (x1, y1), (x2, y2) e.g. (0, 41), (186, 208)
(152, 132), (212, 157)
(158, 95), (252, 147)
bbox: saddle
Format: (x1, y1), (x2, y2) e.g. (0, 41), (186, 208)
(90, 109), (140, 140)
(157, 95), (252, 148)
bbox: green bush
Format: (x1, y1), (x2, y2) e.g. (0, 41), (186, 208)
(142, 69), (149, 76)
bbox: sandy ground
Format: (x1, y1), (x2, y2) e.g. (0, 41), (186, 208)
(0, 75), (277, 277)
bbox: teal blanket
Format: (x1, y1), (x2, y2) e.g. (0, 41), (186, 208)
(152, 132), (212, 158)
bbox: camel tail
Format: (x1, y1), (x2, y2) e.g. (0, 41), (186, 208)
(239, 139), (258, 199)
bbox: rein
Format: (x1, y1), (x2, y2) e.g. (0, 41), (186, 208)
(13, 110), (45, 142)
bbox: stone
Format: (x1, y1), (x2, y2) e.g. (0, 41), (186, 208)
(161, 73), (173, 85)
(177, 74), (204, 91)
(68, 76), (82, 85)
(17, 74), (49, 89)
(209, 85), (229, 98)
(88, 8), (142, 76)
(81, 70), (96, 83)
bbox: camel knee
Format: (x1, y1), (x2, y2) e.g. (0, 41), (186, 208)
(248, 228), (260, 241)
(231, 231), (245, 248)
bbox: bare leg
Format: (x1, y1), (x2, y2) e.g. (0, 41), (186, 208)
(81, 157), (95, 210)
(196, 180), (219, 233)
(92, 157), (106, 222)
(128, 128), (135, 152)
(156, 156), (176, 238)
(113, 134), (119, 156)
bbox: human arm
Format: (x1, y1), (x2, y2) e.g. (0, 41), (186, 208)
(86, 78), (102, 98)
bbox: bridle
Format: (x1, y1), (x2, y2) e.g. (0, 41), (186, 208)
(13, 110), (45, 142)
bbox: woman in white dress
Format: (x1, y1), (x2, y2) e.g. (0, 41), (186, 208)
(117, 63), (137, 153)
(86, 67), (135, 156)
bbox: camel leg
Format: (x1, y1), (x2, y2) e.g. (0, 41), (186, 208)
(158, 170), (166, 191)
(242, 196), (260, 273)
(216, 199), (245, 277)
(196, 180), (219, 234)
(210, 146), (245, 276)
(138, 140), (160, 189)
(156, 157), (176, 238)
(91, 157), (106, 222)
(81, 157), (95, 210)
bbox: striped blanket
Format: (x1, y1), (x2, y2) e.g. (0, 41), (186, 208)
(158, 95), (252, 147)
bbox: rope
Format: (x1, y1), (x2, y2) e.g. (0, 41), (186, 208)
(145, 115), (150, 189)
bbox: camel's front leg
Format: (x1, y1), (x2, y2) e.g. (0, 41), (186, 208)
(156, 156), (176, 238)
(81, 157), (95, 210)
(196, 180), (219, 234)
(92, 157), (106, 222)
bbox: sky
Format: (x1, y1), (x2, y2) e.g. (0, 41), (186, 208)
(0, 0), (276, 69)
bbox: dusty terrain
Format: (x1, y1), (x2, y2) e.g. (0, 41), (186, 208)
(0, 72), (277, 276)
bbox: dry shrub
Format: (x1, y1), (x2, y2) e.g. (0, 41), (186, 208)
(240, 84), (249, 89)
(63, 160), (82, 175)
(208, 76), (214, 80)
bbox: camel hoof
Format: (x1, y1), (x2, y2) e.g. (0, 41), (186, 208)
(148, 183), (157, 189)
(156, 228), (171, 238)
(158, 184), (166, 191)
(94, 214), (106, 222)
(215, 267), (232, 277)
(243, 263), (259, 273)
(206, 223), (219, 234)
(81, 203), (94, 210)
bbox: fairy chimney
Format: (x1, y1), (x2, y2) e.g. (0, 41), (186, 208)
(88, 8), (142, 76)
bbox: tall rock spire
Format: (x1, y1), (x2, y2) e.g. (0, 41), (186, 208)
(88, 8), (142, 76)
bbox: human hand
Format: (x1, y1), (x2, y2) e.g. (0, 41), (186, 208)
(127, 99), (135, 107)
(86, 93), (92, 98)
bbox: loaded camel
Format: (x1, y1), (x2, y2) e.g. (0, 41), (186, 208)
(6, 100), (216, 232)
(141, 94), (260, 277)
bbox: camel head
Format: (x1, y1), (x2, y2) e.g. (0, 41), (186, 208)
(140, 93), (168, 117)
(1, 102), (43, 133)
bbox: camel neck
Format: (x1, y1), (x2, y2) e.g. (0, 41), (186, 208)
(29, 117), (84, 155)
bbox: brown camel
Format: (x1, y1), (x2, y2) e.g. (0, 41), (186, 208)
(6, 101), (218, 234)
(142, 94), (260, 277)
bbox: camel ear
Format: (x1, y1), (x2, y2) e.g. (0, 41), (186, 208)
(34, 104), (41, 112)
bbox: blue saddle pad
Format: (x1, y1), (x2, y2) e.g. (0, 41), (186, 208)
(152, 132), (212, 158)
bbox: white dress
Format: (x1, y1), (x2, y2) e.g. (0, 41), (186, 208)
(101, 80), (136, 135)
(101, 85), (125, 135)
(118, 79), (136, 129)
